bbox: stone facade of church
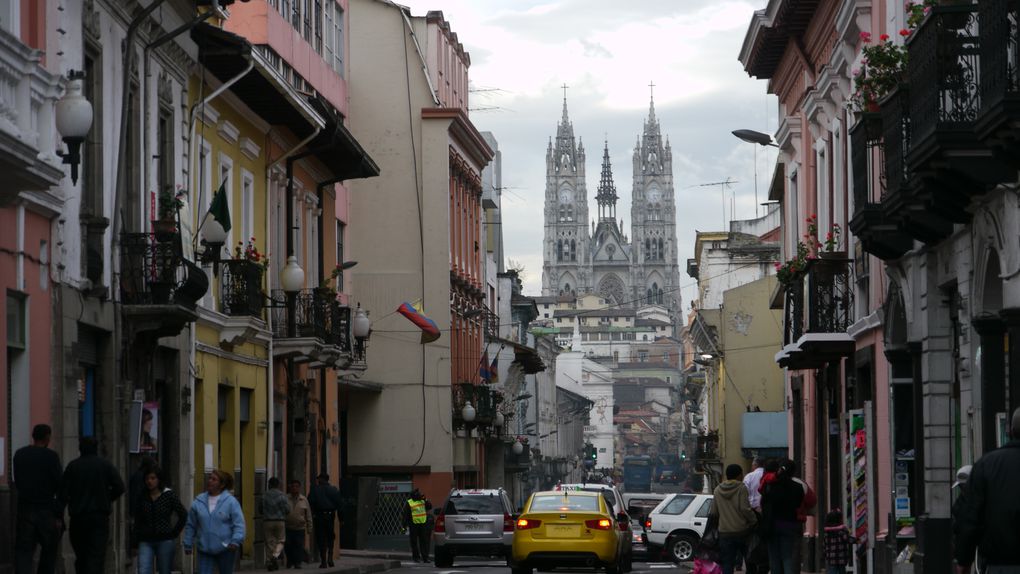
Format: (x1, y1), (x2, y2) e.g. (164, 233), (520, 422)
(541, 96), (682, 315)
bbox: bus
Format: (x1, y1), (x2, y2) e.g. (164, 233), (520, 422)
(622, 455), (653, 492)
(654, 453), (681, 484)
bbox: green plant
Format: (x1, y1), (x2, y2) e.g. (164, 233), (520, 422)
(234, 237), (269, 270)
(906, 0), (936, 29)
(157, 187), (183, 221)
(850, 31), (909, 112)
(775, 240), (811, 285)
(806, 214), (843, 253)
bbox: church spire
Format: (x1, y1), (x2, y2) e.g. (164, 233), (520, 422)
(596, 140), (617, 221)
(647, 81), (657, 124)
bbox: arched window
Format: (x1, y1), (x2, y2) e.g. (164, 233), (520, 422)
(657, 288), (664, 304)
(645, 239), (651, 259)
(557, 240), (563, 261)
(563, 283), (571, 295)
(567, 206), (574, 221)
(658, 238), (664, 260)
(570, 239), (577, 261)
(647, 288), (653, 303)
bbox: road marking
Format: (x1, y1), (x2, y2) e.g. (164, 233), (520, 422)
(648, 564), (676, 569)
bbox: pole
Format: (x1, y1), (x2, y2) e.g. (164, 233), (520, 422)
(753, 144), (759, 218)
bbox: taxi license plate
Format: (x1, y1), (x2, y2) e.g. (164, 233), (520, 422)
(462, 522), (486, 532)
(547, 525), (580, 538)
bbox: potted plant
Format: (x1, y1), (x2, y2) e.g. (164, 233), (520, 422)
(806, 215), (844, 258)
(849, 31), (909, 121)
(775, 240), (810, 287)
(152, 186), (183, 241)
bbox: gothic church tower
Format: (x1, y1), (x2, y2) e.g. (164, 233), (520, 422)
(542, 97), (590, 297)
(629, 93), (680, 309)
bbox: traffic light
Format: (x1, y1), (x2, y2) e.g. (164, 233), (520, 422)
(589, 443), (597, 460)
(680, 450), (687, 460)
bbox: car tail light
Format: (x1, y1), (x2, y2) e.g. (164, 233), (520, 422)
(516, 518), (542, 530)
(503, 513), (514, 532)
(645, 519), (651, 529)
(434, 514), (446, 533)
(585, 519), (613, 531)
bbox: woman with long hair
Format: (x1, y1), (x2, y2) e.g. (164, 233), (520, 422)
(134, 465), (187, 574)
(760, 459), (804, 574)
(183, 470), (246, 574)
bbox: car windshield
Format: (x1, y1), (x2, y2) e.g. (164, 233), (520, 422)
(444, 495), (505, 515)
(530, 495), (600, 512)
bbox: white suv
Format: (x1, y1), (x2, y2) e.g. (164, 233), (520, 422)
(433, 488), (515, 567)
(645, 493), (714, 562)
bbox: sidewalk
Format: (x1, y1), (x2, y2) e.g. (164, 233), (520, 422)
(238, 554), (403, 574)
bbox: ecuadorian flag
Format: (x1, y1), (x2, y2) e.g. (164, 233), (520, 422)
(397, 300), (441, 344)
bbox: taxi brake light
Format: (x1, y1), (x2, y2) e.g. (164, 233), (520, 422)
(516, 518), (542, 530)
(434, 514), (446, 533)
(584, 519), (613, 530)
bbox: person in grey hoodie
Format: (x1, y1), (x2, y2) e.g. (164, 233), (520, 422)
(711, 464), (758, 574)
(262, 478), (291, 571)
(183, 470), (246, 574)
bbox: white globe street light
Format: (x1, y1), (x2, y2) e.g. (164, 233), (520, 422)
(353, 304), (371, 339)
(462, 401), (476, 422)
(512, 440), (524, 455)
(55, 71), (94, 186)
(280, 255), (305, 293)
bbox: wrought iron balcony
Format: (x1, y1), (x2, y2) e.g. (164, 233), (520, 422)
(119, 232), (208, 337)
(452, 382), (502, 427)
(976, 0), (1020, 163)
(504, 441), (531, 470)
(906, 4), (1011, 230)
(220, 259), (265, 318)
(848, 117), (912, 260)
(776, 256), (855, 369)
(270, 289), (355, 364)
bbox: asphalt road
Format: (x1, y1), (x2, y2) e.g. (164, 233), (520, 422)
(385, 558), (692, 574)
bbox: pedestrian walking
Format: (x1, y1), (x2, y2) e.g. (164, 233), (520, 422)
(134, 465), (187, 574)
(954, 407), (1020, 574)
(760, 459), (804, 574)
(711, 464), (758, 574)
(183, 469), (246, 574)
(744, 457), (765, 511)
(60, 436), (126, 574)
(263, 477), (291, 571)
(403, 489), (432, 562)
(285, 479), (313, 568)
(129, 456), (159, 515)
(307, 473), (343, 567)
(12, 424), (63, 574)
(822, 509), (852, 574)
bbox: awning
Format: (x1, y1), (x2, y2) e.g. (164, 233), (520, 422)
(191, 23), (379, 181)
(495, 337), (545, 374)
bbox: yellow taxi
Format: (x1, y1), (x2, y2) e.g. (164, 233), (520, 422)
(511, 490), (623, 574)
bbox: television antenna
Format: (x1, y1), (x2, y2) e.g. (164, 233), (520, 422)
(694, 178), (738, 228)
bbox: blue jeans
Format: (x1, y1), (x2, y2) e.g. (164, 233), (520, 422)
(196, 550), (236, 574)
(138, 540), (176, 574)
(767, 525), (798, 574)
(718, 535), (747, 574)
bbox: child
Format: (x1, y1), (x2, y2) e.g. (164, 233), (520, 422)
(692, 523), (721, 574)
(823, 509), (852, 574)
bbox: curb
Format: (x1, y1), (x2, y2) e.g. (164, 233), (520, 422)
(331, 560), (402, 574)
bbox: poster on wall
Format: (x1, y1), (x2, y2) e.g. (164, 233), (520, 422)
(849, 409), (868, 555)
(134, 401), (159, 452)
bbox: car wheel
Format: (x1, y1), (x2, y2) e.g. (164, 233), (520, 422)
(668, 534), (697, 563)
(434, 548), (453, 568)
(606, 562), (620, 574)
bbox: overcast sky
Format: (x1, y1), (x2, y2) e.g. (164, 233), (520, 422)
(394, 0), (778, 306)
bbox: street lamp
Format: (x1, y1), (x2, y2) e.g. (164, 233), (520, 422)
(199, 218), (228, 276)
(352, 304), (371, 339)
(462, 401), (477, 422)
(512, 439), (524, 455)
(732, 129), (778, 218)
(280, 255), (305, 337)
(494, 412), (505, 428)
(55, 70), (94, 186)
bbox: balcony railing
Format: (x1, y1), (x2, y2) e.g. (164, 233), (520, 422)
(805, 257), (855, 334)
(452, 382), (502, 426)
(270, 289), (352, 352)
(976, 0), (1020, 158)
(783, 275), (804, 347)
(120, 233), (207, 308)
(778, 257), (855, 367)
(221, 259), (265, 318)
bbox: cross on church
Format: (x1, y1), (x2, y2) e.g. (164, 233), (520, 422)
(649, 81), (655, 99)
(562, 83), (569, 100)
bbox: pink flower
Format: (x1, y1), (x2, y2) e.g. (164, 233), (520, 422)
(879, 33), (889, 41)
(860, 31), (872, 43)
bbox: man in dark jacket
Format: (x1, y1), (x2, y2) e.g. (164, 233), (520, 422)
(307, 473), (343, 567)
(711, 464), (758, 574)
(955, 408), (1020, 573)
(12, 424), (63, 574)
(61, 437), (126, 574)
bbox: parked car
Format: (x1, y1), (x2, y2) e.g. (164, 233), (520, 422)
(511, 490), (624, 574)
(433, 488), (515, 567)
(621, 492), (668, 524)
(644, 493), (714, 563)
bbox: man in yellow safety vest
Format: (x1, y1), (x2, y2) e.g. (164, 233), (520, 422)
(403, 489), (432, 562)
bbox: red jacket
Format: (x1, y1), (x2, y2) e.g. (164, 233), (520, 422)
(792, 477), (816, 522)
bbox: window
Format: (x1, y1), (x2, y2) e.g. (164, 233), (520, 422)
(157, 107), (174, 205)
(637, 350), (648, 362)
(695, 499), (714, 518)
(82, 50), (103, 217)
(6, 293), (26, 349)
(332, 2), (343, 75)
(218, 154), (234, 250)
(241, 171), (254, 249)
(335, 220), (346, 290)
(313, 0), (323, 55)
(303, 0), (312, 41)
(659, 495), (694, 515)
(323, 0), (334, 67)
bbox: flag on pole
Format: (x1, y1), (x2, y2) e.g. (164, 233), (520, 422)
(479, 349), (492, 382)
(488, 354), (499, 384)
(397, 300), (441, 344)
(208, 180), (232, 233)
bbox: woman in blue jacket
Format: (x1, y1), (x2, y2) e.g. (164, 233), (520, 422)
(183, 470), (246, 574)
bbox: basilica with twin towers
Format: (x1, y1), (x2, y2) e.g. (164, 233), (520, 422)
(541, 90), (682, 317)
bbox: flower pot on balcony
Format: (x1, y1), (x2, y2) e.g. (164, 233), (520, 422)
(151, 220), (177, 243)
(819, 250), (847, 260)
